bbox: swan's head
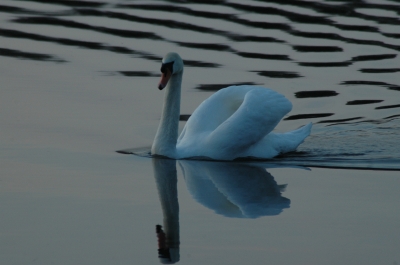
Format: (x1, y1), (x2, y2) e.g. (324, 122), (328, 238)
(158, 52), (184, 90)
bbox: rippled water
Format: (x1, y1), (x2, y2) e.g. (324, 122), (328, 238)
(5, 1), (400, 168)
(24, 1), (400, 169)
(1, 0), (400, 264)
(3, 0), (400, 169)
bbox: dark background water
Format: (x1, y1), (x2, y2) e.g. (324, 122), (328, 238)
(1, 1), (400, 264)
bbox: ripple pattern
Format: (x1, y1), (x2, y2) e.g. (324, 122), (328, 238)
(1, 0), (400, 168)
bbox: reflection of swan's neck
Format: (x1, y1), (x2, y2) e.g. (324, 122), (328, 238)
(152, 72), (182, 158)
(152, 158), (180, 263)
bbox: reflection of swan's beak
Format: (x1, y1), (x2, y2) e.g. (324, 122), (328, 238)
(156, 224), (179, 264)
(158, 71), (171, 90)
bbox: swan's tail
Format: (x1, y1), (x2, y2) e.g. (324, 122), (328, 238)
(242, 122), (312, 158)
(278, 122), (312, 153)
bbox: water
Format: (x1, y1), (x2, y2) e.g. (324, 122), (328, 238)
(1, 0), (400, 264)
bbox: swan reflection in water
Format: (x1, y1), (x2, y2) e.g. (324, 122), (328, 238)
(152, 158), (292, 264)
(152, 158), (180, 264)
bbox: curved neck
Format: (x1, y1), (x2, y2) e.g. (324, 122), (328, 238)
(151, 71), (182, 158)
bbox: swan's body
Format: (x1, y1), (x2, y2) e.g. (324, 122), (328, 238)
(151, 52), (312, 160)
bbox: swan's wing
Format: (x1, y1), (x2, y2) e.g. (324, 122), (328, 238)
(177, 86), (292, 159)
(178, 85), (251, 147)
(205, 87), (292, 158)
(180, 86), (251, 137)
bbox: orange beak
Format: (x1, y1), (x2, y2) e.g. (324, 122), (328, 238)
(158, 70), (171, 90)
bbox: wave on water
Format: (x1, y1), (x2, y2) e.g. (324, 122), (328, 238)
(275, 116), (400, 170)
(2, 0), (400, 170)
(117, 116), (400, 171)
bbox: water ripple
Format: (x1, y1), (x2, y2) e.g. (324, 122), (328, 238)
(0, 47), (65, 62)
(2, 0), (400, 169)
(14, 16), (164, 40)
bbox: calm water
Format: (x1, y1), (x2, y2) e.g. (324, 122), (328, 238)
(1, 0), (400, 264)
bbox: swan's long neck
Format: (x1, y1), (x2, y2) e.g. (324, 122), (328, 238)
(151, 71), (182, 158)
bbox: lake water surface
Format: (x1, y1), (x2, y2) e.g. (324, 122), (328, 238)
(1, 0), (400, 264)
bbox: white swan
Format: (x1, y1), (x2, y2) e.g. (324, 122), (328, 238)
(151, 52), (312, 160)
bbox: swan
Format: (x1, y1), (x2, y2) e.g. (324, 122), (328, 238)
(151, 52), (312, 160)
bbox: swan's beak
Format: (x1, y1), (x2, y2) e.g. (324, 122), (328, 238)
(158, 70), (171, 90)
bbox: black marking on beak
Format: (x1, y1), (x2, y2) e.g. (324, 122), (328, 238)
(160, 61), (174, 74)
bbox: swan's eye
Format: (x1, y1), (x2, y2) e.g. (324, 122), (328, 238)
(160, 61), (174, 74)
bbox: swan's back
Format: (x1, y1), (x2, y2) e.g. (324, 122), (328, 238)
(177, 86), (294, 159)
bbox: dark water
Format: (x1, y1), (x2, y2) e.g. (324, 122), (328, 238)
(2, 0), (399, 169)
(1, 1), (400, 264)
